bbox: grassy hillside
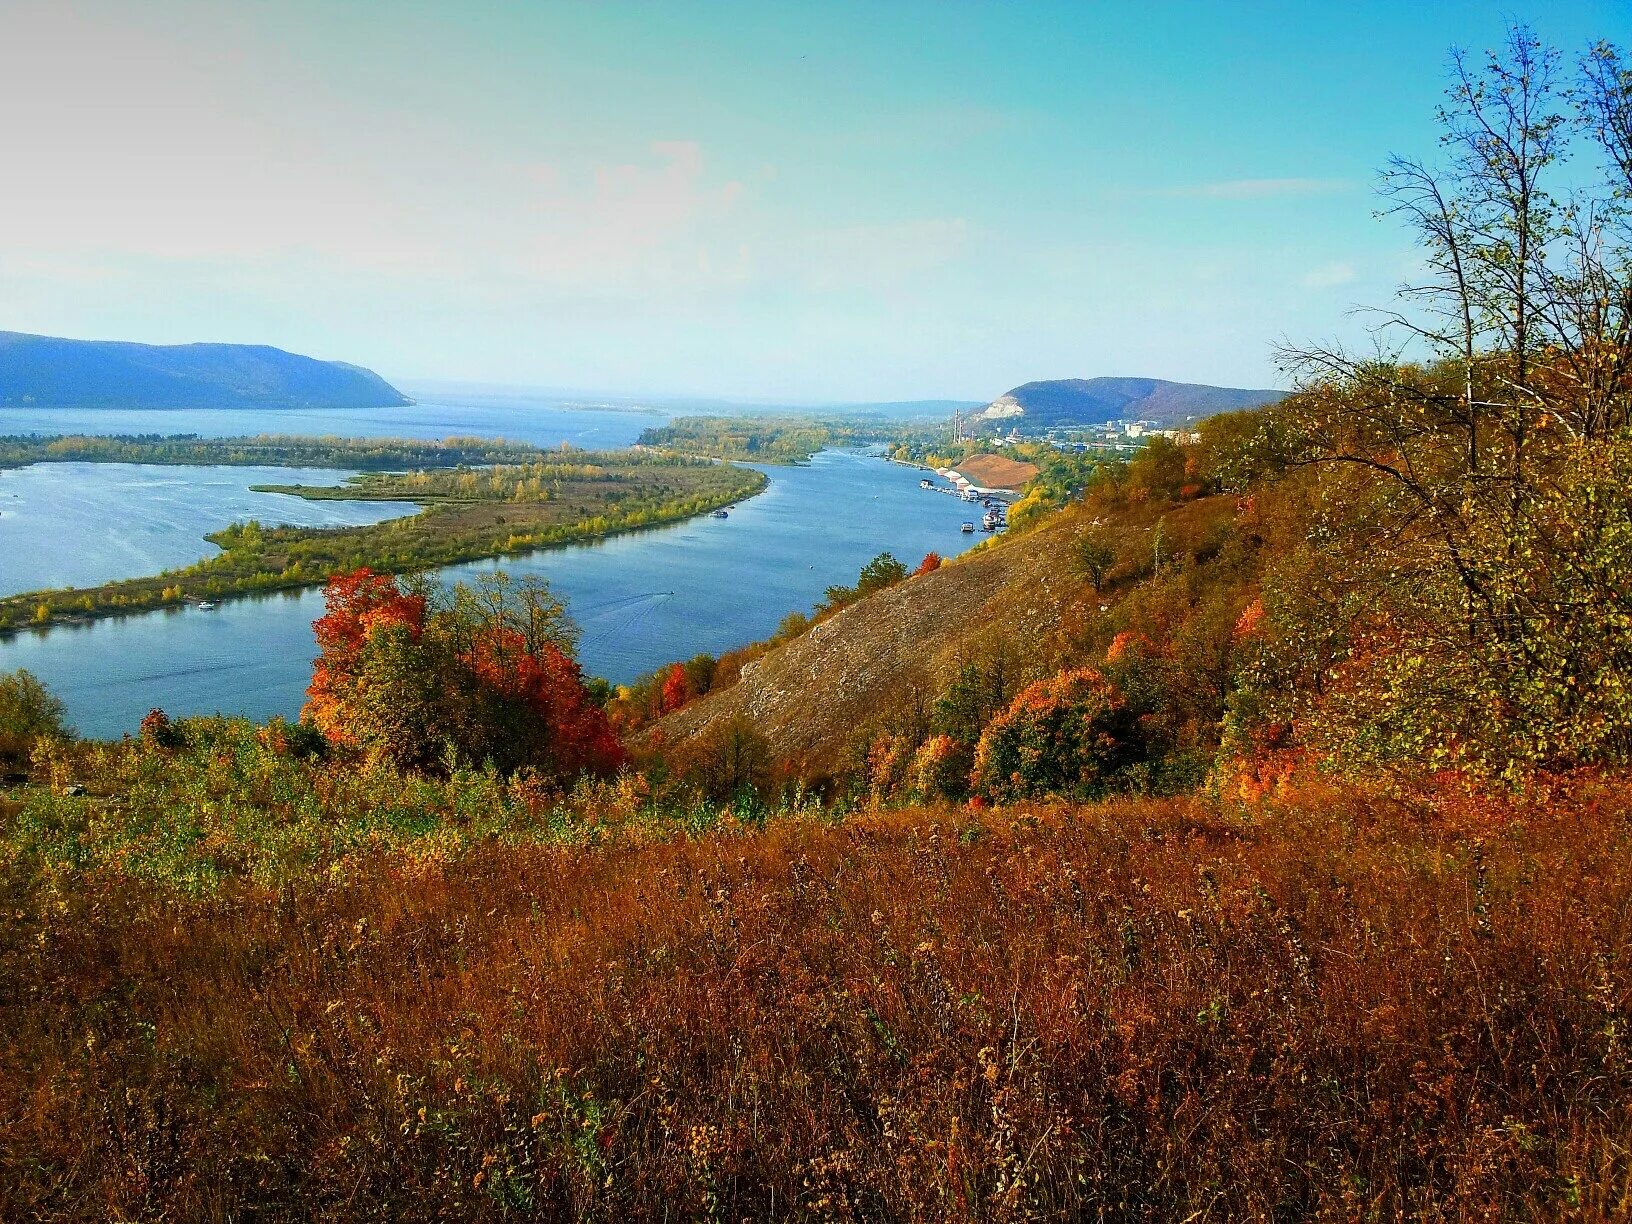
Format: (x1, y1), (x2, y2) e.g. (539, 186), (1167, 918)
(2, 722), (1627, 1218)
(647, 500), (1081, 774)
(3, 377), (1630, 1217)
(647, 488), (1243, 781)
(8, 22), (1632, 1222)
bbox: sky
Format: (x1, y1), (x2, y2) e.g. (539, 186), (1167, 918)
(2, 0), (1629, 403)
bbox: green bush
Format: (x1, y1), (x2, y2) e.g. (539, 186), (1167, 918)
(971, 667), (1135, 802)
(0, 669), (68, 770)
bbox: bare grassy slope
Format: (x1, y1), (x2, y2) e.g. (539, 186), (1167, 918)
(652, 539), (1050, 771)
(652, 503), (1089, 773)
(649, 493), (1240, 774)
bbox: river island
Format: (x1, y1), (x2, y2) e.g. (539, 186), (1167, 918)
(1, 435), (764, 631)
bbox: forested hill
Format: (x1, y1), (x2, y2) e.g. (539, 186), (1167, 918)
(973, 375), (1283, 431)
(0, 330), (410, 410)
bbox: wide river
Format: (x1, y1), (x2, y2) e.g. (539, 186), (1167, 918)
(0, 393), (980, 737)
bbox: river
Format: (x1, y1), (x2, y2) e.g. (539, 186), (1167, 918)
(0, 398), (977, 737)
(0, 385), (665, 451)
(0, 463), (416, 596)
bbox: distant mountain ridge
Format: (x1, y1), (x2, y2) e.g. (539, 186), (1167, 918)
(0, 330), (410, 410)
(972, 376), (1283, 432)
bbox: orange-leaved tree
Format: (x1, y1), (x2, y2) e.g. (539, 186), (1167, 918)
(659, 663), (691, 714)
(305, 567), (624, 779)
(306, 567), (429, 752)
(971, 666), (1136, 802)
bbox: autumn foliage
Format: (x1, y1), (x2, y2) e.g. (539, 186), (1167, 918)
(4, 752), (1631, 1219)
(971, 666), (1134, 802)
(305, 567), (428, 748)
(305, 567), (622, 779)
(659, 663), (690, 714)
(0, 669), (67, 770)
(9, 29), (1632, 1219)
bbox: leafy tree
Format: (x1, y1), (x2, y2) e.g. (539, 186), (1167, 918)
(1192, 407), (1293, 494)
(684, 715), (773, 804)
(139, 708), (185, 749)
(909, 734), (970, 801)
(681, 653), (717, 696)
(305, 568), (428, 751)
(1073, 534), (1115, 592)
(821, 552), (909, 611)
(1125, 436), (1188, 501)
(458, 626), (624, 777)
(932, 652), (1013, 748)
(660, 664), (690, 714)
(1255, 26), (1632, 779)
(857, 552), (909, 595)
(304, 567), (623, 779)
(0, 669), (68, 768)
(971, 667), (1135, 802)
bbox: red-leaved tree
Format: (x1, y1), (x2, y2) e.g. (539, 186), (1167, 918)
(305, 568), (624, 779)
(659, 663), (691, 714)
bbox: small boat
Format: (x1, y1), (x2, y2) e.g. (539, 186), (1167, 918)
(196, 600), (219, 610)
(711, 509), (729, 519)
(920, 478), (934, 489)
(961, 522), (975, 533)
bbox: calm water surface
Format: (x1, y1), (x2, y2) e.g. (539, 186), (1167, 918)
(1, 449), (982, 737)
(0, 387), (664, 450)
(0, 463), (414, 596)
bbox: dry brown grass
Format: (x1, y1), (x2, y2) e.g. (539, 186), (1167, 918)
(3, 779), (1630, 1219)
(648, 494), (1239, 780)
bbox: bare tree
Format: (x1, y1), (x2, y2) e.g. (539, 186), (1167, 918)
(1263, 25), (1632, 770)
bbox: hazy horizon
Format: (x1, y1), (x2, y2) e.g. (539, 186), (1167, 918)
(3, 0), (1626, 402)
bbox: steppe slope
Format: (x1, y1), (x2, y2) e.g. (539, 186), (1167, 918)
(651, 503), (1093, 773)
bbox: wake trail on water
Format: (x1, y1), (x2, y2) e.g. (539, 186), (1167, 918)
(71, 658), (267, 692)
(577, 591), (676, 647)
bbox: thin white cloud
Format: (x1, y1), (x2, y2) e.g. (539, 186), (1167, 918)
(795, 219), (970, 293)
(1303, 260), (1358, 287)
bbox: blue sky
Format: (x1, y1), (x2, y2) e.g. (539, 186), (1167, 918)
(2, 1), (1627, 402)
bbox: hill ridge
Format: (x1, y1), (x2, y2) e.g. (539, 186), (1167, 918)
(0, 329), (410, 410)
(974, 375), (1282, 432)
